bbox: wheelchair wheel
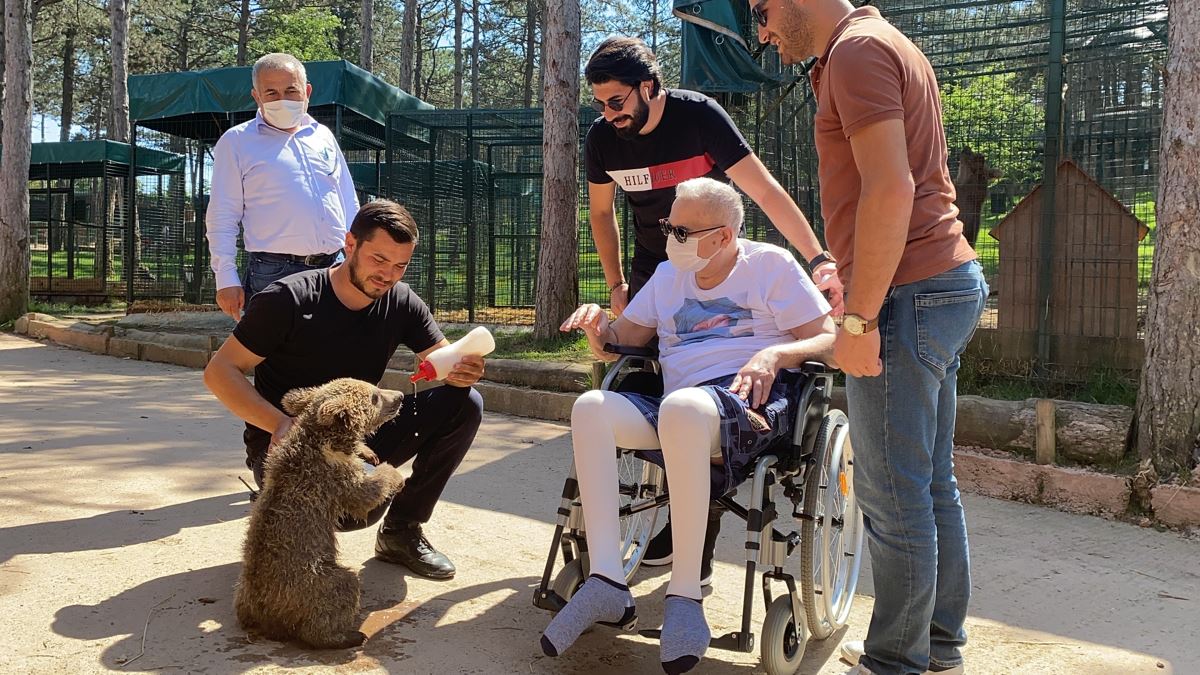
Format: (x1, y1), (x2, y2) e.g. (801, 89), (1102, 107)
(616, 451), (664, 580)
(800, 409), (863, 639)
(761, 595), (808, 675)
(551, 558), (587, 604)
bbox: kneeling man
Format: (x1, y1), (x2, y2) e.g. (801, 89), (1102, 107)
(205, 199), (484, 580)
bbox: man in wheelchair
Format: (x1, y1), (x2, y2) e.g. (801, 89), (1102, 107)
(545, 177), (836, 673)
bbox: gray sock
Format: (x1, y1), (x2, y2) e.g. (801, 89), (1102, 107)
(660, 595), (710, 674)
(540, 575), (636, 657)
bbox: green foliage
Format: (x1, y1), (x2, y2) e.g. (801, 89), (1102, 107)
(940, 72), (1043, 186)
(251, 7), (343, 62)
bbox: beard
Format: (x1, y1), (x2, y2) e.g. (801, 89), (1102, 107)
(774, 4), (815, 65)
(347, 253), (391, 299)
(611, 95), (651, 140)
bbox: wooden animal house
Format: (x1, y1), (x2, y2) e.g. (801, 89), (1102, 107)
(989, 159), (1149, 342)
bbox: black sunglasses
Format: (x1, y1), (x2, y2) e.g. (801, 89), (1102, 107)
(751, 0), (769, 27)
(592, 87), (637, 113)
(659, 218), (726, 244)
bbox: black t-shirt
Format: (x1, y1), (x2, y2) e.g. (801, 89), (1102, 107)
(584, 89), (753, 263)
(232, 268), (444, 456)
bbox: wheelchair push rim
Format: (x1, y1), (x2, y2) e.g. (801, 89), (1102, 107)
(819, 418), (864, 629)
(617, 451), (664, 579)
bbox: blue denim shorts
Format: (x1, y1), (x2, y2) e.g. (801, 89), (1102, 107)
(617, 373), (797, 497)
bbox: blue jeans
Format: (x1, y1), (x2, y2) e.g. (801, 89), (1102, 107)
(846, 261), (987, 675)
(242, 251), (343, 297)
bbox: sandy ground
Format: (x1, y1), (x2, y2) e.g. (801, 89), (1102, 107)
(1, 333), (1196, 675)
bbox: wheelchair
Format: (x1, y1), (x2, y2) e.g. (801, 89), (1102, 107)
(533, 344), (865, 675)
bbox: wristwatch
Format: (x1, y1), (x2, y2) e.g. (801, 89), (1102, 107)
(841, 313), (878, 336)
(808, 251), (836, 269)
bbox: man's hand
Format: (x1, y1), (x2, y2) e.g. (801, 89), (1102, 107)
(216, 286), (245, 322)
(445, 354), (485, 387)
(560, 303), (615, 361)
(269, 415), (295, 451)
(813, 262), (845, 317)
(732, 347), (781, 408)
(609, 283), (629, 315)
(833, 328), (882, 378)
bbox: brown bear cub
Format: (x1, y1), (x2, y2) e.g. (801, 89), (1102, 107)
(235, 377), (406, 649)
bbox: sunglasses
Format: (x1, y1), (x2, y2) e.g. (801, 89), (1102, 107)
(659, 218), (726, 244)
(591, 87), (637, 113)
(751, 0), (769, 27)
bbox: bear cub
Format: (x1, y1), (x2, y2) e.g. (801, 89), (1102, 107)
(235, 377), (406, 649)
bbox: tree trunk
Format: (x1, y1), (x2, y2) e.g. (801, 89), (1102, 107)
(360, 0), (373, 71)
(109, 0), (142, 285)
(108, 0), (129, 143)
(236, 0), (250, 66)
(522, 0), (536, 107)
(60, 25), (75, 142)
(1136, 0), (1200, 478)
(1, 9), (7, 139)
(470, 0), (479, 107)
(533, 0), (580, 339)
(0, 0), (33, 323)
(399, 0), (416, 91)
(413, 13), (424, 99)
(453, 0), (463, 107)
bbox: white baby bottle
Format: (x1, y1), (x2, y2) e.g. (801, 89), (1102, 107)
(410, 326), (496, 382)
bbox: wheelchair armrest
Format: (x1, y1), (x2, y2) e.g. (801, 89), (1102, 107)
(603, 343), (659, 358)
(800, 360), (833, 375)
(778, 361), (833, 387)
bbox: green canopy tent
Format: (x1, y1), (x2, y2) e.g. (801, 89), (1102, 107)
(128, 60), (432, 302)
(16, 141), (186, 299)
(129, 59), (432, 149)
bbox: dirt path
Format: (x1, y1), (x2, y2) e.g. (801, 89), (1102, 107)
(1, 333), (1195, 674)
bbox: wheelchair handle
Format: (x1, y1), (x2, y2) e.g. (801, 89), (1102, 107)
(603, 343), (659, 358)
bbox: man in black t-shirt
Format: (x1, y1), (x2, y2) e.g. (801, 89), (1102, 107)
(583, 36), (843, 314)
(204, 200), (484, 580)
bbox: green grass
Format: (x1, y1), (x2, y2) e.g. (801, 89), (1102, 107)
(27, 298), (127, 315)
(441, 326), (594, 363)
(957, 353), (1137, 407)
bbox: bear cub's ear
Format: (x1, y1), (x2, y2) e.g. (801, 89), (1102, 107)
(281, 386), (320, 416)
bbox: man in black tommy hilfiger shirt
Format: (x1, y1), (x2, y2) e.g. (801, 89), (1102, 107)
(583, 36), (843, 314)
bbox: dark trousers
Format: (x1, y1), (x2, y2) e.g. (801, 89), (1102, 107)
(250, 384), (484, 531)
(242, 251), (342, 297)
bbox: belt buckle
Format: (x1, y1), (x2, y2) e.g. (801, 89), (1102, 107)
(303, 253), (327, 266)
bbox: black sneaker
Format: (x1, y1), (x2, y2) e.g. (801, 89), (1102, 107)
(374, 521), (456, 579)
(640, 507), (723, 587)
(642, 524), (674, 567)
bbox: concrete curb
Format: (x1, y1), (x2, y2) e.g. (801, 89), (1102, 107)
(10, 312), (1195, 529)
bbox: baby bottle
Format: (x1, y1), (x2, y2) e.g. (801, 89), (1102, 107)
(410, 326), (496, 382)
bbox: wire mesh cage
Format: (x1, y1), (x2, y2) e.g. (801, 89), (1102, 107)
(27, 141), (187, 302)
(385, 107), (613, 325)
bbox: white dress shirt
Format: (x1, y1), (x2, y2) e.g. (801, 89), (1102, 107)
(206, 111), (360, 290)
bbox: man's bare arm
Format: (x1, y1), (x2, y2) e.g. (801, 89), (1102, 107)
(203, 336), (289, 439)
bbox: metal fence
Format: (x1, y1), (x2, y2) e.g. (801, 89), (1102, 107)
(384, 108), (623, 325)
(28, 153), (190, 303)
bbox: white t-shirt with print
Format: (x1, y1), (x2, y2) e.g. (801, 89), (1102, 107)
(622, 239), (831, 394)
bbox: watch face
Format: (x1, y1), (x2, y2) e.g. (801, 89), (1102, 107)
(844, 315), (865, 335)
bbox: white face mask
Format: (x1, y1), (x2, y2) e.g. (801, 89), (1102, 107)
(665, 229), (721, 272)
(261, 98), (307, 129)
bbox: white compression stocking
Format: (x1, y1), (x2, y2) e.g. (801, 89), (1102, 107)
(657, 388), (720, 601)
(570, 390), (661, 583)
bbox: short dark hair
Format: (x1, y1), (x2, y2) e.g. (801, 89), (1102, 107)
(349, 199), (419, 244)
(585, 36), (663, 96)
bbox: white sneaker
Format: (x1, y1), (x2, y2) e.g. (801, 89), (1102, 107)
(843, 666), (874, 675)
(840, 641), (964, 675)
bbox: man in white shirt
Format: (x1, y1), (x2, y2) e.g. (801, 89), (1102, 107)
(206, 52), (360, 321)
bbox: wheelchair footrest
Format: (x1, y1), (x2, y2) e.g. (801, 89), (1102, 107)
(532, 589), (568, 613)
(637, 630), (755, 653)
